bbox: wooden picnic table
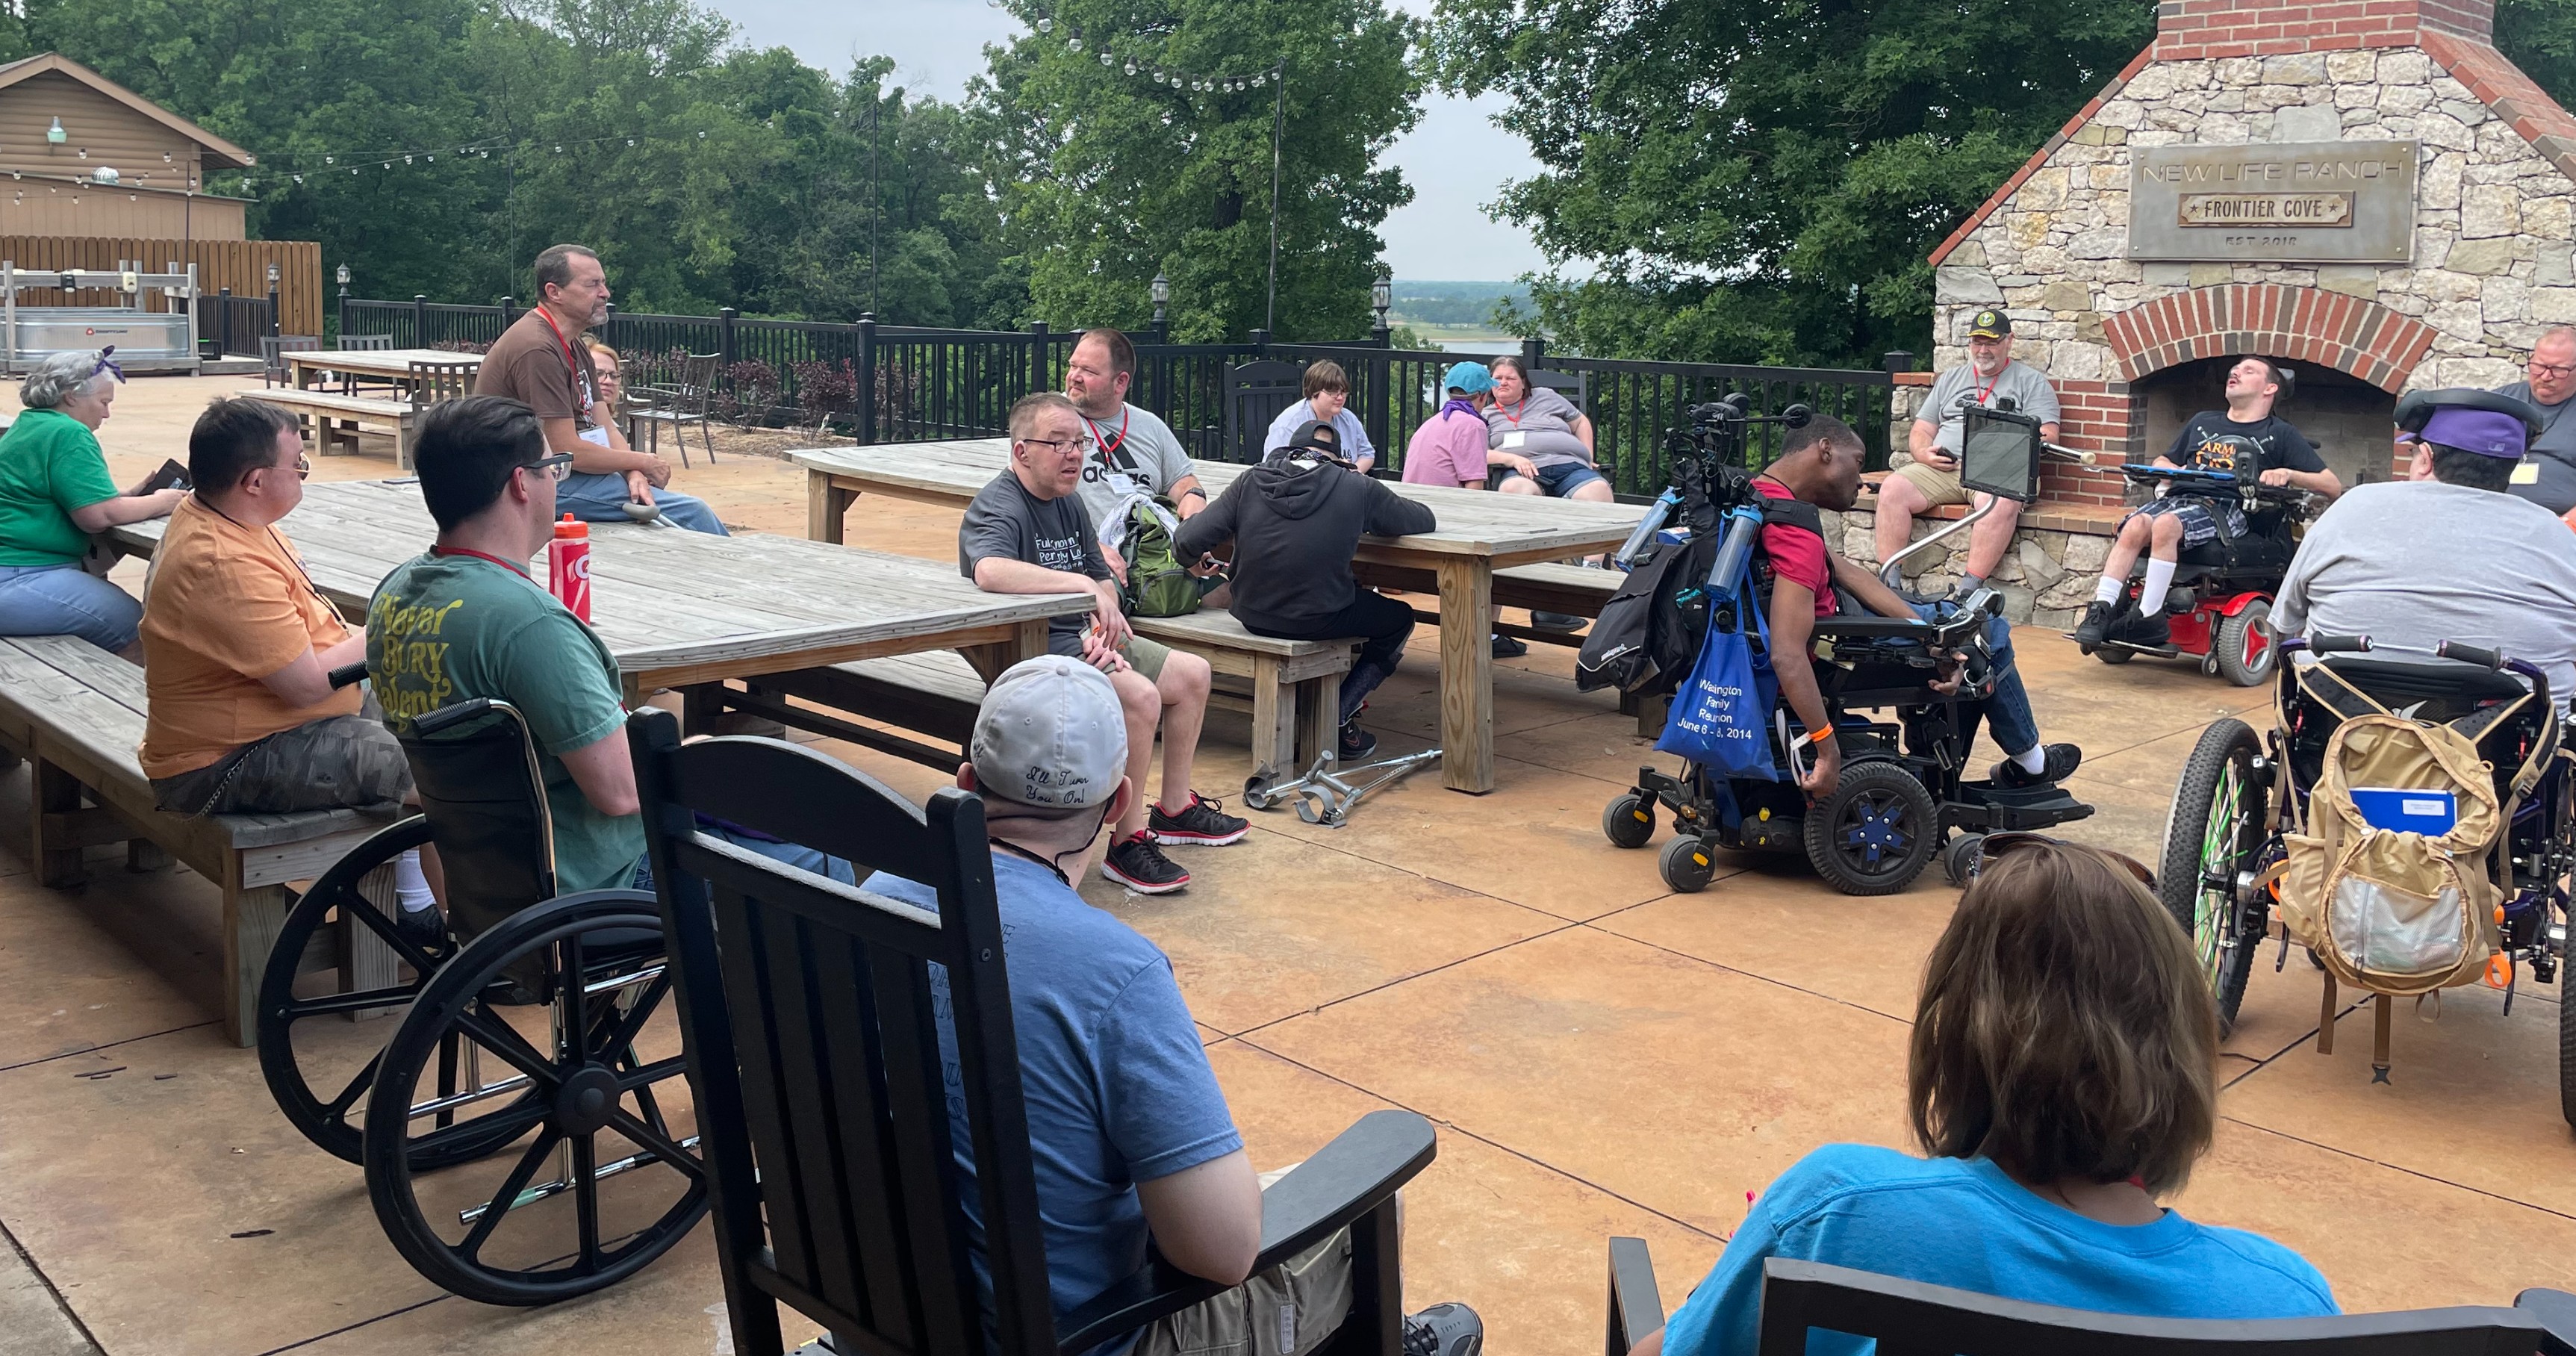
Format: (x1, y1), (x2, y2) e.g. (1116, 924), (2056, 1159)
(790, 438), (1647, 794)
(284, 348), (480, 395)
(105, 478), (1095, 707)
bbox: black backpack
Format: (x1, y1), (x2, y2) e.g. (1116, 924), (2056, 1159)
(1575, 490), (1821, 697)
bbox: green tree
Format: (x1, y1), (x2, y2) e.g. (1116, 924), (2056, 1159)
(2499, 0), (2576, 112)
(977, 0), (1420, 341)
(1430, 0), (2156, 367)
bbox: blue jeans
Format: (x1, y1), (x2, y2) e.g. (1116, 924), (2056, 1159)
(0, 563), (140, 651)
(1907, 600), (2040, 759)
(1519, 461), (1607, 497)
(556, 470), (729, 536)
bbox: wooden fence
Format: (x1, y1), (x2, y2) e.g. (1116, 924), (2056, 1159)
(0, 237), (323, 337)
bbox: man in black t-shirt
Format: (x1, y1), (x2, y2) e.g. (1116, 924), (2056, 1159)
(959, 393), (1244, 895)
(2072, 356), (2342, 651)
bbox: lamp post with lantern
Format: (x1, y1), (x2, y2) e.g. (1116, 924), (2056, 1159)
(336, 264), (350, 341)
(1370, 271), (1392, 347)
(1151, 271), (1171, 344)
(265, 261), (281, 339)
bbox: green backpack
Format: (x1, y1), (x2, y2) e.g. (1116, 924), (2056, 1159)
(1118, 495), (1203, 618)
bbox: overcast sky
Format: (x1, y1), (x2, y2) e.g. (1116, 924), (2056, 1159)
(700, 0), (1553, 282)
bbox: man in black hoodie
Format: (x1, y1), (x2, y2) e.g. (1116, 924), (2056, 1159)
(1175, 420), (1434, 759)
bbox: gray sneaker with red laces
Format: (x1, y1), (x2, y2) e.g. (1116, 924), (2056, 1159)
(1101, 831), (1189, 893)
(1148, 791), (1248, 846)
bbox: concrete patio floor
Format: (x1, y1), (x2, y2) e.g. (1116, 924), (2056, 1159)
(0, 376), (2568, 1355)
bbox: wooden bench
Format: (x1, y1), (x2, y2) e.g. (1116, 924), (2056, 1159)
(1353, 558), (1623, 647)
(0, 635), (393, 1046)
(717, 612), (1355, 784)
(243, 388), (420, 470)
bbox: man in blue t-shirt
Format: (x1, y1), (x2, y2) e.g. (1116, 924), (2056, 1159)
(863, 656), (1483, 1356)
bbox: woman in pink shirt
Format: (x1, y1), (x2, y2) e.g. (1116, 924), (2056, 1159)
(1401, 362), (1516, 488)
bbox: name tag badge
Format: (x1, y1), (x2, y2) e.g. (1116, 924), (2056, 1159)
(2513, 455), (2542, 485)
(1502, 430), (1528, 450)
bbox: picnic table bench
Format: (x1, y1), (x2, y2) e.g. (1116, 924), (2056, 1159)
(743, 609), (1354, 785)
(792, 439), (1646, 794)
(247, 388), (423, 469)
(0, 635), (396, 1046)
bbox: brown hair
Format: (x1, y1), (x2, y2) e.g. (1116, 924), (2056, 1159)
(533, 243), (598, 298)
(1076, 327), (1137, 382)
(1908, 839), (2218, 1195)
(1008, 391), (1080, 441)
(1489, 354), (1530, 385)
(1302, 359), (1349, 399)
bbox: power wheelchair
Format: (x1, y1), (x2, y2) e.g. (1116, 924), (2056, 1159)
(1595, 399), (2093, 897)
(2085, 438), (2324, 686)
(253, 665), (703, 1304)
(2161, 633), (2574, 1123)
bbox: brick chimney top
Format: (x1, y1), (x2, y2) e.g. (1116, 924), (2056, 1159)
(2156, 0), (2494, 60)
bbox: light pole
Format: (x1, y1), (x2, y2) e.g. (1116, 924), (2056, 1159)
(1265, 59), (1285, 336)
(266, 261), (281, 338)
(1151, 270), (1170, 343)
(336, 263), (350, 340)
(1370, 271), (1392, 345)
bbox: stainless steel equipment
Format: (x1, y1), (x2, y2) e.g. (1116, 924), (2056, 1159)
(0, 263), (200, 375)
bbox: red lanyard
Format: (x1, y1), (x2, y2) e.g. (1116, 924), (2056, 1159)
(1082, 408), (1129, 461)
(534, 308), (594, 414)
(432, 544), (531, 579)
(1971, 362), (2006, 408)
(1497, 397), (1527, 427)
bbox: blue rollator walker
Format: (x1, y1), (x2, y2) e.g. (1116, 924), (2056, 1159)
(1590, 399), (2094, 895)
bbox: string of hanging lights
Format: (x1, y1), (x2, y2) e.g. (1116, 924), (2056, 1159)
(228, 131), (710, 193)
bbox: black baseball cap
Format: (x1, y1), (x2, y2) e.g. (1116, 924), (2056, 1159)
(1288, 419), (1343, 455)
(1967, 309), (2012, 340)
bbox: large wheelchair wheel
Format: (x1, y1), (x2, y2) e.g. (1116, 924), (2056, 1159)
(362, 889), (705, 1305)
(257, 817), (532, 1169)
(2562, 961), (2575, 1130)
(1805, 760), (1938, 896)
(2159, 718), (2268, 1033)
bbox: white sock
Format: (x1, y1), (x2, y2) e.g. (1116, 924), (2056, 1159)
(2012, 744), (2048, 774)
(394, 849), (436, 914)
(2138, 557), (2178, 617)
(2092, 576), (2123, 606)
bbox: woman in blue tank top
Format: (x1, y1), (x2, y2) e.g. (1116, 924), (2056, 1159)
(1640, 838), (2336, 1356)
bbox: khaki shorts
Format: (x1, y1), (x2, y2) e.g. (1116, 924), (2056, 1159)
(968, 632), (1172, 685)
(1885, 459), (1972, 508)
(1132, 1165), (1354, 1356)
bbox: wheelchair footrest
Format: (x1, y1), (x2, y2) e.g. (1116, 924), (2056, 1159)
(1946, 782), (2097, 832)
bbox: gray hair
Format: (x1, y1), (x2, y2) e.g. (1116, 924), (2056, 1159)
(20, 351), (111, 410)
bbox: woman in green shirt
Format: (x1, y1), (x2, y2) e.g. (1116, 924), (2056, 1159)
(0, 349), (186, 656)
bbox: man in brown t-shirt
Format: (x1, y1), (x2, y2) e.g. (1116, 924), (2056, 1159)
(475, 243), (727, 534)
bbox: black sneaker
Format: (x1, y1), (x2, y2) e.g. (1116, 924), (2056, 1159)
(1530, 609), (1586, 632)
(1101, 832), (1189, 893)
(1340, 721), (1378, 761)
(1992, 743), (2083, 789)
(1403, 1302), (1484, 1356)
(2071, 600), (2112, 653)
(392, 902), (447, 952)
(1491, 632), (1528, 658)
(2117, 607), (2173, 648)
(1148, 791), (1248, 846)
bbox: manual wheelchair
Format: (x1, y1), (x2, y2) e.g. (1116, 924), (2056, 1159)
(2085, 441), (2324, 686)
(253, 668), (703, 1304)
(2161, 633), (2574, 1122)
(1599, 399), (2094, 897)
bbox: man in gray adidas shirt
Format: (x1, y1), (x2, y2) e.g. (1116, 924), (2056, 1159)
(2277, 388), (2576, 706)
(1875, 309), (2061, 596)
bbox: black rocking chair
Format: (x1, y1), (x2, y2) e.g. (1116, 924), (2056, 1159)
(629, 709), (1436, 1355)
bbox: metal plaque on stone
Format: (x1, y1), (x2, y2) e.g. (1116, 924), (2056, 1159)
(2128, 140), (2417, 263)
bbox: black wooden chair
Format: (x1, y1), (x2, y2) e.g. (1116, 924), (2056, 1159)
(1224, 358), (1307, 464)
(1603, 1244), (2576, 1356)
(261, 333), (321, 388)
(337, 333), (396, 394)
(628, 351), (721, 467)
(629, 709), (1436, 1356)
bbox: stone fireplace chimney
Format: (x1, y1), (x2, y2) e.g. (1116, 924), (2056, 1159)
(1903, 0), (2576, 623)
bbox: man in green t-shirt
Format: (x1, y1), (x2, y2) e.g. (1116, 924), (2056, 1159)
(369, 396), (854, 910)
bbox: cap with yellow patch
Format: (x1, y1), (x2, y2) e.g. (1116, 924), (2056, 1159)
(1967, 309), (2012, 340)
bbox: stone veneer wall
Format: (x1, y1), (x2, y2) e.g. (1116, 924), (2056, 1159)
(1926, 34), (2576, 501)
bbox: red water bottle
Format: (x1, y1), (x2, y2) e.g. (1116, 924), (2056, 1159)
(548, 514), (592, 621)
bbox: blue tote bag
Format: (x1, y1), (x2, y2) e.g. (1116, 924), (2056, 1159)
(1653, 562), (1781, 780)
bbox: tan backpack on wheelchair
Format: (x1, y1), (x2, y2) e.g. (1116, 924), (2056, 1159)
(2265, 662), (2549, 1076)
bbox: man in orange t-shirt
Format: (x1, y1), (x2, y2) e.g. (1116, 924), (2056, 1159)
(139, 399), (411, 818)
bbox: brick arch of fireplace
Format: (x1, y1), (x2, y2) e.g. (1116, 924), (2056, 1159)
(2100, 284), (2439, 394)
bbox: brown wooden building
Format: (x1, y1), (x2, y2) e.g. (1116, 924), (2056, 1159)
(0, 53), (256, 240)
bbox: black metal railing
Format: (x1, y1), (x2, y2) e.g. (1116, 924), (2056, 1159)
(335, 299), (1895, 482)
(198, 291), (277, 356)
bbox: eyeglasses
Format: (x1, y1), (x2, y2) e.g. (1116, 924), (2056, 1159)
(1019, 434), (1098, 455)
(294, 452), (311, 481)
(2530, 361), (2576, 379)
(521, 452), (576, 482)
(1971, 831), (2157, 889)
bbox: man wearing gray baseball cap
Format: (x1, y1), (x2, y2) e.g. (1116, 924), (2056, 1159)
(861, 655), (1484, 1356)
